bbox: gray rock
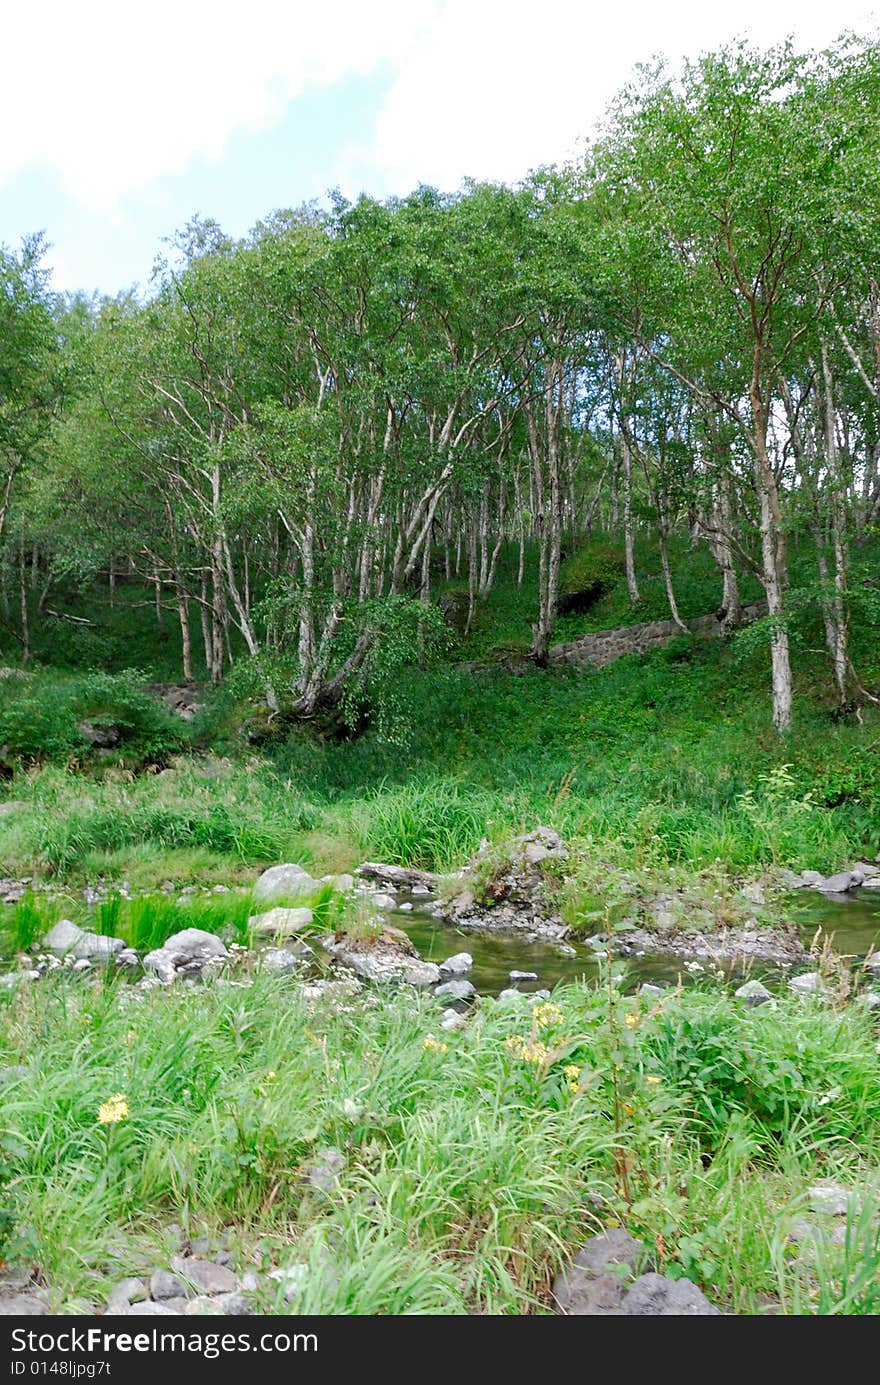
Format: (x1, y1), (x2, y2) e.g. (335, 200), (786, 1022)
(440, 1008), (467, 1032)
(184, 1296), (225, 1315)
(553, 1229), (650, 1315)
(807, 1182), (852, 1217)
(497, 988), (527, 1001)
(249, 907), (313, 938)
(306, 1148), (345, 1192)
(397, 902), (413, 912)
(107, 1277), (148, 1312)
(789, 971), (824, 996)
(434, 978), (476, 1000)
(509, 970), (538, 981)
(253, 864), (316, 903)
(259, 948), (302, 974)
(0, 1065), (29, 1088)
(0, 1293), (48, 1315)
(863, 953), (880, 973)
(372, 893), (397, 909)
(45, 919), (125, 962)
(179, 1260), (238, 1295)
(149, 1269), (189, 1300)
(322, 873), (355, 893)
(822, 871), (856, 894)
(621, 1272), (720, 1315)
(210, 1292), (253, 1316)
(639, 984), (664, 1001)
(143, 929), (228, 983)
(79, 720), (121, 749)
(439, 952), (473, 976)
(116, 948), (140, 968)
(740, 881), (765, 906)
(356, 863), (436, 891)
(735, 979), (773, 1008)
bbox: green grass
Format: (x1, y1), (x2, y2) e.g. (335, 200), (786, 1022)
(1, 970), (879, 1313)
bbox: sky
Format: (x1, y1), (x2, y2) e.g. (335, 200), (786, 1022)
(2, 0), (877, 298)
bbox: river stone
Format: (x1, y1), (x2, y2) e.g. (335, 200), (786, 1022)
(735, 979), (773, 1008)
(621, 1272), (720, 1315)
(143, 929), (228, 983)
(45, 919), (125, 962)
(440, 1008), (467, 1032)
(552, 1229), (650, 1315)
(509, 970), (538, 981)
(107, 1277), (148, 1312)
(807, 1182), (852, 1217)
(821, 871), (856, 894)
(863, 954), (880, 973)
(0, 1293), (48, 1315)
(439, 952), (473, 976)
(435, 978), (476, 1000)
(149, 1269), (190, 1300)
(249, 906), (313, 938)
(179, 1260), (238, 1295)
(321, 873), (355, 892)
(373, 893), (397, 909)
(789, 971), (825, 996)
(253, 864), (316, 903)
(306, 1148), (345, 1192)
(259, 948), (302, 974)
(639, 984), (664, 1001)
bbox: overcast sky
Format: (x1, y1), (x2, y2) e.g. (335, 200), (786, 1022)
(2, 0), (877, 296)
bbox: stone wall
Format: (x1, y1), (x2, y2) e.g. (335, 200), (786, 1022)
(548, 600), (766, 670)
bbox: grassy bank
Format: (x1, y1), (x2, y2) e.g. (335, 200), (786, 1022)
(1, 969), (879, 1314)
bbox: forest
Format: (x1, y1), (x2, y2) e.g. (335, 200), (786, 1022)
(1, 38), (880, 1318)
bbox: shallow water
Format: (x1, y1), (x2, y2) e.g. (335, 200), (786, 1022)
(392, 886), (880, 997)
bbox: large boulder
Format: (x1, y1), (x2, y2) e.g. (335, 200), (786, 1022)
(443, 827), (569, 938)
(143, 928), (228, 984)
(253, 864), (316, 903)
(323, 926), (440, 987)
(78, 720), (122, 749)
(45, 919), (125, 962)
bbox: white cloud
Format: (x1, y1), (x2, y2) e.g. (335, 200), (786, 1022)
(4, 0), (878, 214)
(348, 0), (880, 194)
(1, 0), (439, 209)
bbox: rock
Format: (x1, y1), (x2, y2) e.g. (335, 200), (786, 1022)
(740, 881), (765, 906)
(0, 1293), (48, 1315)
(435, 978), (476, 1001)
(322, 873), (355, 892)
(107, 1277), (148, 1312)
(639, 984), (664, 1001)
(323, 931), (440, 986)
(509, 970), (538, 981)
(179, 1260), (239, 1296)
(356, 863), (437, 892)
(268, 1265), (310, 1300)
(373, 893), (397, 909)
(800, 870), (825, 887)
(259, 948), (303, 974)
(621, 1272), (720, 1315)
(305, 1148), (345, 1192)
(439, 952), (473, 976)
(735, 979), (773, 1008)
(143, 929), (228, 983)
(184, 1297), (224, 1315)
(789, 971), (824, 996)
(73, 958), (91, 972)
(116, 948), (139, 968)
(397, 902), (413, 912)
(211, 1292), (253, 1316)
(249, 907), (313, 938)
(552, 1229), (650, 1315)
(497, 988), (526, 1002)
(253, 864), (316, 904)
(45, 919), (125, 962)
(79, 720), (121, 749)
(807, 1183), (852, 1217)
(863, 954), (880, 973)
(122, 1301), (183, 1316)
(821, 871), (857, 894)
(0, 1064), (29, 1087)
(149, 1269), (189, 1300)
(440, 1008), (467, 1032)
(556, 943), (577, 957)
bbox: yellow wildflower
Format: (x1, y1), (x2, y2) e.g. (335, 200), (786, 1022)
(625, 1013), (638, 1028)
(504, 1035), (527, 1056)
(563, 1064), (580, 1082)
(423, 1034), (448, 1055)
(533, 1002), (564, 1029)
(97, 1094), (129, 1126)
(265, 1070), (277, 1082)
(645, 1075), (661, 1086)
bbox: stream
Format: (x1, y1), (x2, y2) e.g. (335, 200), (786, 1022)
(389, 888), (880, 996)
